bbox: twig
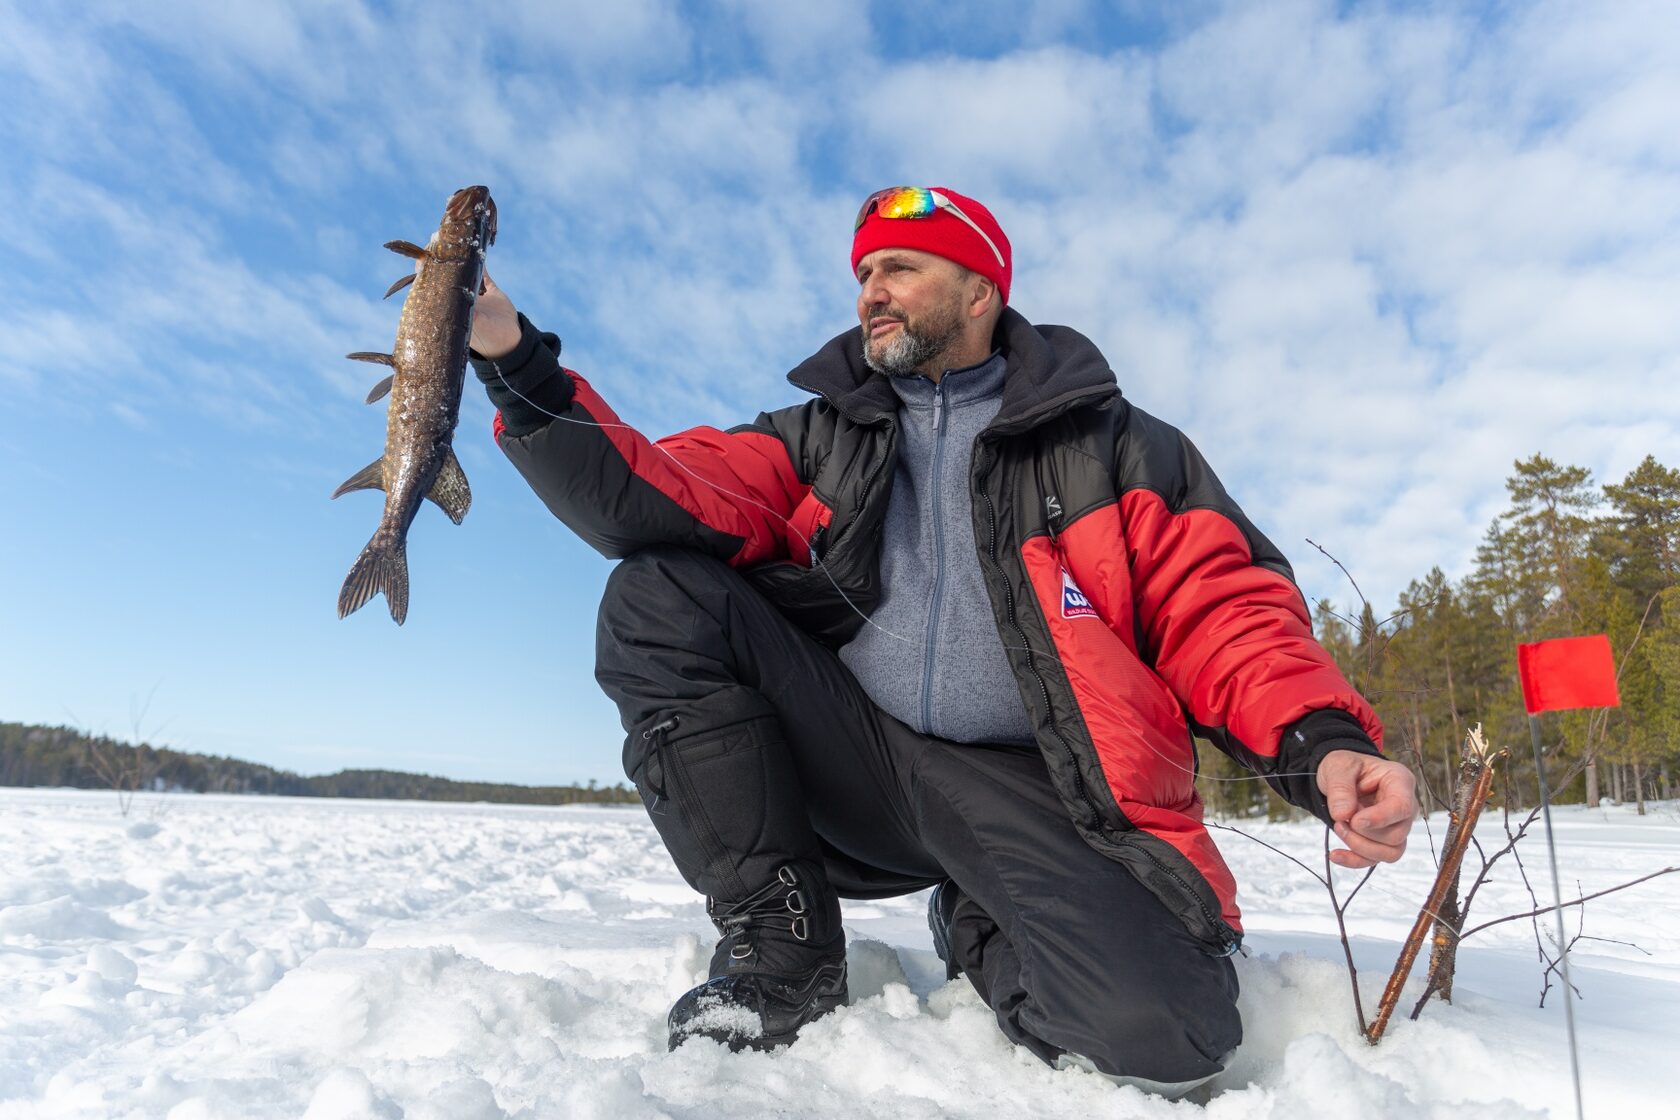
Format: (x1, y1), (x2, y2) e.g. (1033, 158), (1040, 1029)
(1574, 935), (1650, 955)
(1539, 890), (1589, 1007)
(1456, 868), (1679, 940)
(1208, 821), (1369, 1033)
(1326, 829), (1373, 1033)
(1459, 803), (1542, 920)
(1302, 537), (1444, 635)
(1207, 822), (1325, 885)
(1341, 862), (1377, 911)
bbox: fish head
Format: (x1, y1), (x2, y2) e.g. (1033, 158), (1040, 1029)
(435, 185), (497, 259)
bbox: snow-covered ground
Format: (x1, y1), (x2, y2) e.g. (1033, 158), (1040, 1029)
(2, 788), (1676, 1119)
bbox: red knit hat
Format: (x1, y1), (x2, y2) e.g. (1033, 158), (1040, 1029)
(851, 187), (1013, 305)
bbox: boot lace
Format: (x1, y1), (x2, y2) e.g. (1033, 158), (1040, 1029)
(708, 864), (811, 961)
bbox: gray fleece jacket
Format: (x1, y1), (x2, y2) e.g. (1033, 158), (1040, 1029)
(837, 353), (1036, 746)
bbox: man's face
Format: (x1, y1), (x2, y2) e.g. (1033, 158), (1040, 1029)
(855, 247), (970, 376)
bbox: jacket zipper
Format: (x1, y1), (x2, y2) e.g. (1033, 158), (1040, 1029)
(978, 448), (1235, 952)
(979, 481), (1100, 818)
(922, 382), (948, 735)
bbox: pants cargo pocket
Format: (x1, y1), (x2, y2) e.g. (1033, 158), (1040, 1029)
(633, 689), (818, 902)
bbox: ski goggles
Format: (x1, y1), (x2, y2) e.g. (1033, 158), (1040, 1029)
(853, 187), (1006, 269)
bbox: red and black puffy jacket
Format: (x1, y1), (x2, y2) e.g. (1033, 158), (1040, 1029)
(479, 306), (1384, 953)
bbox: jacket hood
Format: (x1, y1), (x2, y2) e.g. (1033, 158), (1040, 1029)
(786, 307), (1121, 432)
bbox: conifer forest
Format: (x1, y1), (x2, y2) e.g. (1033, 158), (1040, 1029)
(1204, 453), (1678, 819)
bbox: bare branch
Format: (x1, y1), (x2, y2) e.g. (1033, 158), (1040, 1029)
(1305, 537), (1369, 614)
(1203, 821), (1367, 1032)
(1574, 935), (1650, 956)
(1207, 822), (1326, 887)
(1458, 802), (1542, 919)
(1456, 868), (1679, 941)
(1341, 865), (1377, 912)
(1325, 829), (1370, 1034)
(1538, 891), (1590, 1007)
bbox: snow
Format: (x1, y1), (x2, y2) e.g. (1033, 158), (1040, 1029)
(1, 789), (1676, 1119)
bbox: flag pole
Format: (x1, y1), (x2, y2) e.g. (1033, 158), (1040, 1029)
(1527, 713), (1585, 1120)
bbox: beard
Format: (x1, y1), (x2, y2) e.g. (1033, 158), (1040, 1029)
(861, 295), (967, 377)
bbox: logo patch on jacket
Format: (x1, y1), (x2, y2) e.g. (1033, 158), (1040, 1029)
(1061, 567), (1098, 619)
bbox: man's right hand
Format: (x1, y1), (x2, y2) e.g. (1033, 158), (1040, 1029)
(471, 272), (522, 360)
(1317, 750), (1418, 868)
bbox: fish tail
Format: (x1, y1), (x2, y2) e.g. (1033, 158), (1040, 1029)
(337, 531), (410, 625)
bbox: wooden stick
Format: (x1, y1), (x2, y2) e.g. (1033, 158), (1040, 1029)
(1365, 750), (1499, 1044)
(1421, 738), (1490, 1005)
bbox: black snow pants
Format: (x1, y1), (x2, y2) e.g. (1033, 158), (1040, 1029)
(596, 546), (1241, 1088)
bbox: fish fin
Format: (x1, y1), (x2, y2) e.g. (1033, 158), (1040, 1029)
(347, 351), (395, 366)
(383, 273), (416, 299)
(364, 375), (395, 404)
(338, 534), (410, 625)
(425, 447), (472, 525)
(331, 458), (385, 499)
(384, 240), (429, 260)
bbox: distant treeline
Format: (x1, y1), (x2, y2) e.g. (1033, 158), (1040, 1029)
(0, 722), (638, 806)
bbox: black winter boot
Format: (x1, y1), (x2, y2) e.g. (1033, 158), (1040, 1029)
(668, 861), (847, 1051)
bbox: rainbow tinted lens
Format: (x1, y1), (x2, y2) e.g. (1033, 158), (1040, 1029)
(854, 185), (1006, 268)
(874, 188), (937, 221)
(855, 187), (937, 229)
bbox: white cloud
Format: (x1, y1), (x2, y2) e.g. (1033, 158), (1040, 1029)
(2, 0), (1677, 619)
(841, 47), (1156, 194)
(717, 0), (872, 71)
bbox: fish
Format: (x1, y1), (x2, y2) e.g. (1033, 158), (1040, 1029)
(333, 185), (497, 624)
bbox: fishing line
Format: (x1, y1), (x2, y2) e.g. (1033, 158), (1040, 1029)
(487, 361), (917, 649)
(486, 359), (1381, 794)
(492, 355), (1489, 907)
(493, 339), (1584, 942)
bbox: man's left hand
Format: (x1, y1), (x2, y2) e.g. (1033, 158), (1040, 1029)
(1316, 751), (1418, 868)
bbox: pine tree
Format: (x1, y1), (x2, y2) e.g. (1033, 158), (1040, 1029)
(1503, 454), (1600, 631)
(1594, 458), (1680, 808)
(1602, 455), (1680, 596)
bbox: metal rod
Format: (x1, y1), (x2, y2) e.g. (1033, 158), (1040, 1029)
(1529, 713), (1585, 1120)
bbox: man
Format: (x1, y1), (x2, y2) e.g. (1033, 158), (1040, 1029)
(468, 186), (1416, 1096)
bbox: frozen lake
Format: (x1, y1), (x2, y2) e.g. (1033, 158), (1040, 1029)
(2, 787), (1676, 1118)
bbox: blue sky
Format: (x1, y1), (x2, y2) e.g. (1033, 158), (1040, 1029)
(3, 0), (1677, 787)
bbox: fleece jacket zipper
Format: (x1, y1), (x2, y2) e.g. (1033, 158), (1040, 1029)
(920, 381), (948, 736)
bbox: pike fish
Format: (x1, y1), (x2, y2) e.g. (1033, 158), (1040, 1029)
(333, 185), (497, 624)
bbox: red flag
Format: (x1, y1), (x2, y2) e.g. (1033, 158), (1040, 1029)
(1517, 635), (1621, 714)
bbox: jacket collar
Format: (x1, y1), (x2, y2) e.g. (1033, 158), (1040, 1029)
(786, 307), (1120, 432)
(885, 352), (1009, 411)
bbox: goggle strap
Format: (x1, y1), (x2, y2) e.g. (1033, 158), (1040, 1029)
(928, 190), (1006, 271)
